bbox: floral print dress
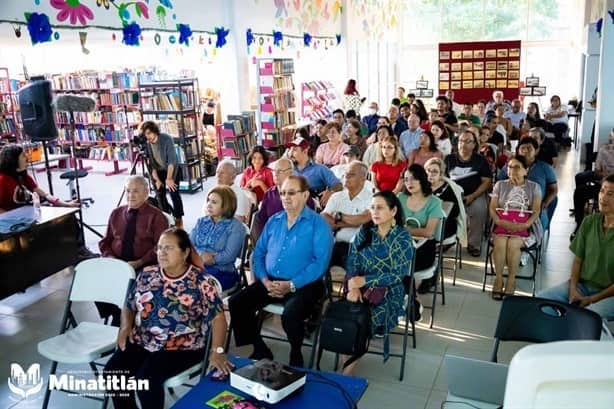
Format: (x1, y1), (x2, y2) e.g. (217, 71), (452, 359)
(127, 265), (222, 352)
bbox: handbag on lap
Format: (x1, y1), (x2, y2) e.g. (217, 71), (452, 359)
(493, 200), (532, 237)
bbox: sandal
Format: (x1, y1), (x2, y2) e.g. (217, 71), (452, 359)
(491, 279), (504, 301)
(467, 246), (481, 257)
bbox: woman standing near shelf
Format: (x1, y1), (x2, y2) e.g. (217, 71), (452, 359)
(240, 146), (274, 203)
(342, 79), (365, 113)
(0, 144), (79, 213)
(315, 122), (349, 167)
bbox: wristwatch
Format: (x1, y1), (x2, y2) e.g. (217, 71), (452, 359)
(213, 346), (225, 354)
(289, 281), (296, 293)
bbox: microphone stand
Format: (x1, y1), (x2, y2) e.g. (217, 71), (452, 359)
(41, 140), (54, 196)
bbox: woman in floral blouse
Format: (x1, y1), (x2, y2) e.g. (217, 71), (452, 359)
(191, 186), (246, 291)
(104, 228), (232, 409)
(344, 191), (415, 375)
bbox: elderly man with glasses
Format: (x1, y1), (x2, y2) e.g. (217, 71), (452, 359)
(229, 175), (333, 368)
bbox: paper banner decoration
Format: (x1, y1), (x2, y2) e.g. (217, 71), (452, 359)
(273, 30), (283, 46)
(246, 28), (254, 46)
(303, 32), (312, 47)
(122, 21), (141, 46)
(215, 26), (229, 48)
(25, 12), (52, 45)
(79, 31), (90, 54)
(177, 23), (192, 45)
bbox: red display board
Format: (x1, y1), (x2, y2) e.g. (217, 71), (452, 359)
(438, 40), (521, 104)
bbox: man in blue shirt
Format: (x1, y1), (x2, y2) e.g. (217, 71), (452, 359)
(229, 175), (334, 367)
(362, 101), (381, 134)
(287, 136), (342, 207)
(399, 114), (423, 157)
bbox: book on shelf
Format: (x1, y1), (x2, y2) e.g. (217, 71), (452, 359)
(142, 115), (196, 137)
(272, 76), (294, 90)
(51, 71), (146, 90)
(273, 59), (294, 74)
(0, 117), (16, 135)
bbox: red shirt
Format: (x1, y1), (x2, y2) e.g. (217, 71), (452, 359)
(371, 160), (407, 191)
(240, 166), (274, 202)
(0, 173), (38, 211)
(99, 203), (169, 266)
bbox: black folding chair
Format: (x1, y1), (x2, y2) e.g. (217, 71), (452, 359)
(491, 295), (603, 362)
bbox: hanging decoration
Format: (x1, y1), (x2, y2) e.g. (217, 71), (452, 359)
(177, 23), (192, 45)
(25, 12), (53, 45)
(122, 21), (141, 46)
(13, 24), (22, 38)
(169, 34), (176, 44)
(303, 32), (311, 47)
(272, 30), (283, 46)
(336, 34), (341, 44)
(50, 0), (94, 26)
(215, 26), (229, 48)
(79, 31), (89, 54)
(96, 0), (110, 10)
(246, 28), (255, 47)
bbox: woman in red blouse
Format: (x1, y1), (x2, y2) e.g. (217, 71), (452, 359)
(240, 146), (274, 203)
(370, 135), (406, 193)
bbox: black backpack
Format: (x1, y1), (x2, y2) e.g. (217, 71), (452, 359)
(316, 300), (371, 370)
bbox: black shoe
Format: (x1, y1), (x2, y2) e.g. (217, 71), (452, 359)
(249, 346), (273, 361)
(289, 350), (304, 367)
(417, 277), (436, 294)
(374, 325), (385, 338)
(413, 300), (423, 323)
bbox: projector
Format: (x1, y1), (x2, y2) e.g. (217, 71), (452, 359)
(230, 359), (306, 404)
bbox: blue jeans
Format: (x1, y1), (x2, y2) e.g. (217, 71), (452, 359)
(206, 265), (239, 291)
(538, 280), (614, 321)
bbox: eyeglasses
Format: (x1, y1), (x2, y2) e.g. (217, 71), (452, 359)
(273, 168), (292, 174)
(156, 245), (178, 253)
(280, 190), (304, 197)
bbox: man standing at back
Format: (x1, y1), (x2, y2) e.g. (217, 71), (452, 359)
(229, 176), (333, 367)
(142, 121), (184, 228)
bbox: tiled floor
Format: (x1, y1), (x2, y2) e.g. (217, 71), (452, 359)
(1, 147), (581, 408)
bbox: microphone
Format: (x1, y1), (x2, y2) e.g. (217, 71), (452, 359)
(53, 94), (96, 113)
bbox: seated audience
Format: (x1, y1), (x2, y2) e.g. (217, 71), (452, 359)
(529, 127), (558, 167)
(406, 131), (443, 167)
(430, 120), (452, 157)
(399, 114), (424, 158)
(216, 160), (253, 224)
(343, 191), (414, 374)
(485, 90), (512, 113)
(332, 108), (346, 127)
(104, 228), (231, 409)
(240, 146), (274, 203)
(476, 99), (487, 124)
(343, 119), (367, 158)
(400, 102), (411, 123)
(445, 130), (492, 257)
(191, 186), (245, 291)
(425, 158), (464, 242)
(363, 102), (381, 134)
(398, 165), (445, 297)
(371, 135), (406, 193)
(390, 105), (408, 137)
(0, 144), (79, 212)
(366, 116), (392, 145)
(489, 104), (513, 138)
(572, 128), (614, 236)
(436, 96), (458, 134)
(310, 119), (328, 151)
(256, 158), (315, 239)
(315, 122), (350, 167)
(489, 156), (543, 299)
(445, 90), (463, 114)
(364, 125), (394, 169)
(457, 102), (481, 125)
(288, 136), (342, 207)
(538, 174), (614, 321)
(229, 176), (334, 367)
(331, 145), (360, 180)
(544, 95), (571, 147)
(500, 137), (558, 230)
(322, 161), (373, 269)
(478, 127), (497, 172)
(98, 175), (169, 325)
(504, 99), (526, 139)
(525, 102), (547, 129)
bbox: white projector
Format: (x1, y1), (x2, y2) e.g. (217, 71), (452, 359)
(230, 359), (306, 404)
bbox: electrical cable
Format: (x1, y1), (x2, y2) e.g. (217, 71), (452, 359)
(307, 372), (357, 409)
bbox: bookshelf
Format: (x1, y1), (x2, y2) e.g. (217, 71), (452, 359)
(300, 81), (339, 120)
(138, 78), (203, 193)
(216, 111), (257, 171)
(257, 58), (297, 149)
(0, 68), (19, 142)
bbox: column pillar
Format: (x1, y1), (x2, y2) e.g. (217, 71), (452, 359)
(595, 0), (614, 147)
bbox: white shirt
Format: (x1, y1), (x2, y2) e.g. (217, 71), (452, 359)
(363, 143), (379, 169)
(323, 183), (373, 243)
(504, 110), (526, 128)
(231, 183), (253, 219)
(437, 138), (452, 157)
(544, 107), (568, 125)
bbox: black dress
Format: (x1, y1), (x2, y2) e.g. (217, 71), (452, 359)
(433, 182), (460, 240)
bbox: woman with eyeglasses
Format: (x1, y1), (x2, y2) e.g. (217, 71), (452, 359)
(104, 227), (232, 409)
(489, 156), (543, 299)
(370, 135), (406, 193)
(397, 165), (445, 312)
(191, 186), (245, 291)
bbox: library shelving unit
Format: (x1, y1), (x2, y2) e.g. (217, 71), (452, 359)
(138, 78), (203, 193)
(0, 68), (19, 142)
(256, 58), (296, 152)
(216, 111), (257, 172)
(50, 71), (144, 175)
(300, 80), (338, 120)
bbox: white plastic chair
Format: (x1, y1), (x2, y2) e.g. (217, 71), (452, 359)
(503, 341), (614, 409)
(37, 258), (135, 409)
